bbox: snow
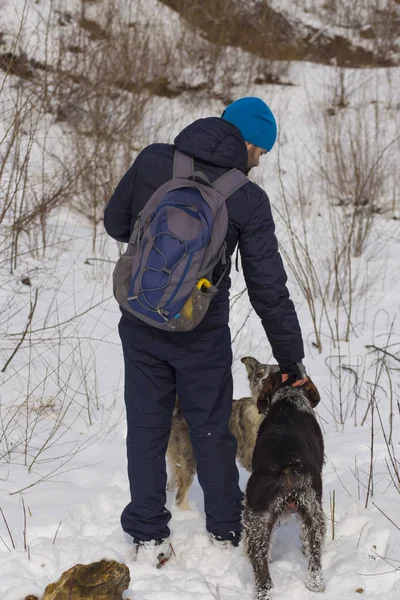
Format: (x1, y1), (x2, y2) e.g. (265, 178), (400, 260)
(1, 1), (400, 599)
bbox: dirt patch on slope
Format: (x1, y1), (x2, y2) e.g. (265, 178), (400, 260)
(160, 0), (395, 67)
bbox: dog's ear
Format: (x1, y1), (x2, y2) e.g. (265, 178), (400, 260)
(257, 371), (282, 414)
(241, 356), (259, 376)
(302, 377), (321, 408)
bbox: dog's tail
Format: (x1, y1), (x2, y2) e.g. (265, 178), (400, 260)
(279, 453), (303, 491)
(173, 396), (181, 417)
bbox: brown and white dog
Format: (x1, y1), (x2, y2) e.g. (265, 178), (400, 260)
(243, 371), (325, 600)
(166, 357), (279, 510)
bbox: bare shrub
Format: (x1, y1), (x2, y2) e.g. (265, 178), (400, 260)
(1, 0), (285, 261)
(274, 145), (360, 353)
(348, 316), (400, 502)
(0, 312), (120, 489)
(276, 56), (398, 357)
(273, 101), (397, 354)
(174, 17), (289, 104)
(0, 4), (80, 269)
(0, 1), (173, 258)
(0, 82), (41, 270)
(318, 104), (399, 256)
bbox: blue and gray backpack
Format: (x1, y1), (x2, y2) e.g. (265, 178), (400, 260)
(113, 149), (248, 331)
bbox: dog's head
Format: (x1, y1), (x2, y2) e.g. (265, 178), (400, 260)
(241, 357), (280, 397)
(257, 371), (321, 414)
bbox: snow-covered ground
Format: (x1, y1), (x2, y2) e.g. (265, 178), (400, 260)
(1, 209), (399, 600)
(1, 1), (400, 599)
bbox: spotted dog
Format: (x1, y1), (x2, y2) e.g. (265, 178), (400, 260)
(243, 371), (325, 599)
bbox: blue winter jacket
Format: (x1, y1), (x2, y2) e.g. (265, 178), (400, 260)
(104, 117), (304, 370)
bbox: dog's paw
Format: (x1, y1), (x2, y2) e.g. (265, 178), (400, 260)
(176, 499), (191, 510)
(256, 585), (273, 600)
(257, 592), (273, 600)
(256, 592), (273, 600)
(305, 570), (325, 593)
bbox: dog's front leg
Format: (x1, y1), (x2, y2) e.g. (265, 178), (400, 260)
(243, 508), (276, 600)
(300, 503), (326, 593)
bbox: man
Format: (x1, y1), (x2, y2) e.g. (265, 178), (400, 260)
(104, 97), (306, 557)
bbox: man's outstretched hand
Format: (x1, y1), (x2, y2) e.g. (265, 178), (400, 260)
(281, 362), (308, 387)
(281, 373), (308, 387)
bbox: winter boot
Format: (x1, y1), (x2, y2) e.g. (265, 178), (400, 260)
(133, 538), (174, 567)
(209, 531), (241, 549)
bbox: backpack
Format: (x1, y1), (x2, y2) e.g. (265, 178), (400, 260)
(113, 149), (248, 331)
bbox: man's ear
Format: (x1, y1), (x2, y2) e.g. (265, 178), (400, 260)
(241, 356), (259, 376)
(302, 377), (321, 408)
(257, 371), (282, 414)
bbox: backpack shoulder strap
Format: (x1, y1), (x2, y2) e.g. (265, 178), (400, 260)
(211, 169), (249, 199)
(173, 149), (194, 179)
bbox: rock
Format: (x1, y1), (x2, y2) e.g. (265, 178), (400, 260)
(42, 559), (130, 600)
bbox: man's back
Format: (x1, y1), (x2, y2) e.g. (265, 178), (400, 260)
(104, 116), (303, 367)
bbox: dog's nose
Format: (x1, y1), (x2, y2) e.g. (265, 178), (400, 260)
(286, 501), (298, 514)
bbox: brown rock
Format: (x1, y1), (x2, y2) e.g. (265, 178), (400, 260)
(42, 560), (130, 600)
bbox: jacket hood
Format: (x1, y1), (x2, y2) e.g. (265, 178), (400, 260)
(174, 117), (248, 173)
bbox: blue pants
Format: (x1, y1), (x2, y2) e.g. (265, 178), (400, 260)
(118, 315), (243, 542)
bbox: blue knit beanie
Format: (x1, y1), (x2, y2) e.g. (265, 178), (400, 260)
(221, 97), (277, 152)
